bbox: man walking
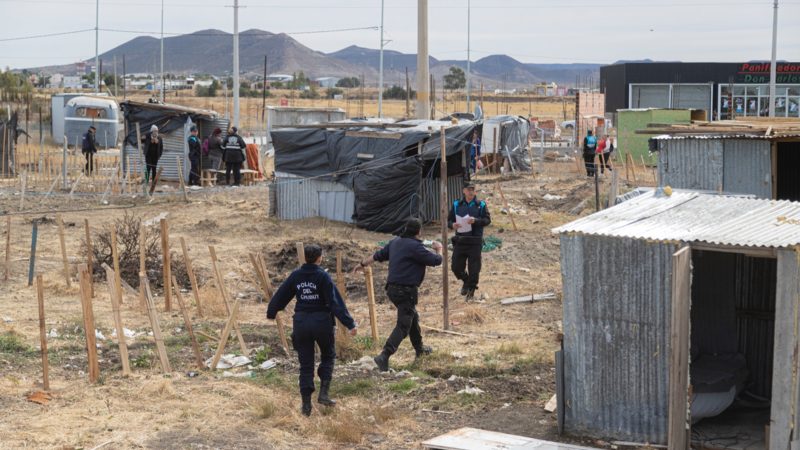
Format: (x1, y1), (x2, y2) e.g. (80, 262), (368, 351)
(267, 244), (358, 417)
(81, 126), (97, 175)
(187, 126), (202, 186)
(448, 182), (491, 301)
(355, 218), (442, 372)
(222, 126), (246, 186)
(583, 130), (597, 177)
(142, 125), (164, 183)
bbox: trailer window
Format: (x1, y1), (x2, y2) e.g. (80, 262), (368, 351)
(76, 107), (107, 119)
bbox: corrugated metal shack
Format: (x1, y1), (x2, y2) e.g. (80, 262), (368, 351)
(645, 119), (800, 201)
(271, 120), (476, 233)
(265, 106), (346, 152)
(120, 101), (228, 182)
(554, 189), (800, 448)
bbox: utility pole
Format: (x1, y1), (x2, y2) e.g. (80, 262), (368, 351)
(160, 0), (165, 102)
(768, 0), (779, 117)
(416, 0), (430, 120)
(466, 0), (471, 113)
(378, 0), (385, 118)
(232, 0), (241, 127)
(113, 55), (118, 97)
(94, 0), (99, 93)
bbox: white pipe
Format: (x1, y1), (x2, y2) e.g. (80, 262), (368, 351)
(95, 0), (99, 93)
(233, 0), (240, 127)
(466, 0), (471, 113)
(378, 0), (385, 119)
(416, 0), (430, 119)
(768, 0), (779, 117)
(160, 0), (165, 102)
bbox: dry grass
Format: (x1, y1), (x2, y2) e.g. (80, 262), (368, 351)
(459, 305), (488, 324)
(256, 400), (277, 419)
(321, 411), (366, 445)
(497, 342), (524, 356)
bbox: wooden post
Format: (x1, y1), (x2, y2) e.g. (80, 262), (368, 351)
(439, 127), (450, 330)
(149, 167), (163, 196)
(607, 168), (619, 209)
(110, 227), (123, 305)
(176, 156), (189, 202)
(208, 246), (248, 355)
(334, 251), (352, 352)
(295, 241), (304, 266)
(27, 222), (37, 287)
(160, 218), (171, 312)
(172, 276), (204, 369)
(105, 266), (131, 376)
(626, 153), (637, 184)
(79, 267), (100, 383)
(364, 266), (379, 343)
(19, 170), (26, 211)
(492, 127), (498, 174)
(210, 299), (241, 370)
(179, 237), (203, 317)
(69, 173), (84, 199)
(85, 219), (94, 297)
(142, 275), (172, 372)
(248, 253), (290, 356)
(56, 215), (70, 288)
(138, 221), (147, 313)
(496, 182), (518, 232)
(4, 216), (10, 281)
(36, 275), (49, 390)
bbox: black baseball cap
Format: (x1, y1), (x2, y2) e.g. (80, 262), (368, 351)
(464, 182), (476, 189)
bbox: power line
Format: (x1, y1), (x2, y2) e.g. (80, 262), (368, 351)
(98, 26), (379, 36)
(0, 29), (93, 42)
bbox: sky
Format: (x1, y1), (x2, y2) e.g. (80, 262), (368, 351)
(1, 0), (799, 70)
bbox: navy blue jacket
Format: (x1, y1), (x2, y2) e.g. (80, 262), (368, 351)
(447, 196), (491, 238)
(267, 264), (356, 330)
(373, 237), (443, 287)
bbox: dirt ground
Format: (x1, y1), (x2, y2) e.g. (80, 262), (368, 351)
(0, 161), (638, 449)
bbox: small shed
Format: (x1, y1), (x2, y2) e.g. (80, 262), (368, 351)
(120, 101), (228, 182)
(554, 189), (800, 448)
(646, 120), (800, 201)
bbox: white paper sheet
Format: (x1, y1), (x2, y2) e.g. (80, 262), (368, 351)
(456, 214), (472, 233)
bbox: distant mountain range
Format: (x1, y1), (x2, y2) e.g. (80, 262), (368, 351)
(29, 29), (601, 87)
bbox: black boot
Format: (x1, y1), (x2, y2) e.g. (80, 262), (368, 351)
(318, 380), (336, 406)
(301, 392), (312, 416)
(415, 345), (432, 359)
(373, 352), (390, 372)
(465, 288), (476, 301)
(460, 281), (468, 296)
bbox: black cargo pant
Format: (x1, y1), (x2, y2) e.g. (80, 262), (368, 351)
(225, 162), (242, 185)
(145, 153), (160, 183)
(383, 284), (424, 356)
(292, 311), (336, 395)
(452, 236), (483, 290)
(189, 155), (201, 185)
(84, 152), (95, 175)
(583, 151), (596, 176)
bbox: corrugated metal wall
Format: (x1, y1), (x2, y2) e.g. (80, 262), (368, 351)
(419, 175), (465, 223)
(658, 139), (724, 191)
(722, 140), (772, 198)
(560, 234), (678, 443)
(273, 176), (354, 223)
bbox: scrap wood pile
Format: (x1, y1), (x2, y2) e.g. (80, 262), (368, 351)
(637, 117), (800, 137)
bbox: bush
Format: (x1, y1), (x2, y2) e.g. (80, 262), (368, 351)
(336, 77), (360, 88)
(299, 87), (320, 99)
(326, 87), (344, 99)
(383, 85), (415, 100)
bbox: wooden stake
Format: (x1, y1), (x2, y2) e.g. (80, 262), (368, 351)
(138, 221), (147, 313)
(56, 215), (71, 288)
(110, 227), (123, 305)
(79, 267), (100, 383)
(334, 251), (352, 352)
(149, 166), (163, 196)
(36, 275), (49, 390)
(210, 299), (241, 370)
(27, 222), (37, 287)
(172, 276), (204, 369)
(248, 253), (289, 356)
(4, 216), (10, 281)
(69, 173), (84, 199)
(364, 266), (379, 343)
(208, 246), (248, 355)
(439, 126), (450, 330)
(85, 219), (94, 298)
(19, 170), (26, 211)
(179, 237), (203, 317)
(142, 275), (172, 373)
(496, 182), (518, 232)
(626, 153), (637, 184)
(41, 175), (60, 204)
(295, 241), (304, 266)
(105, 266), (131, 376)
(176, 156), (189, 202)
(160, 218), (171, 312)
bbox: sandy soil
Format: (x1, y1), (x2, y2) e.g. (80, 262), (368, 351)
(0, 161), (636, 449)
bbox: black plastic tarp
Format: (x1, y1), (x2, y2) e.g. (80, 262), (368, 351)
(352, 156), (422, 233)
(272, 128), (331, 178)
(120, 101), (217, 147)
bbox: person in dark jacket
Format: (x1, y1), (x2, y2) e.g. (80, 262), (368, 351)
(222, 126), (246, 186)
(81, 126), (97, 175)
(206, 127), (224, 171)
(447, 182), (491, 301)
(582, 130), (597, 177)
(355, 218), (443, 372)
(267, 244), (357, 417)
(142, 125), (164, 183)
(187, 126), (202, 186)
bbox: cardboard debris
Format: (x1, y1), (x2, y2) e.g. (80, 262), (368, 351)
(26, 391), (52, 405)
(205, 354), (251, 370)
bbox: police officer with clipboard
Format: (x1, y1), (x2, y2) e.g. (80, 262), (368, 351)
(448, 182), (491, 301)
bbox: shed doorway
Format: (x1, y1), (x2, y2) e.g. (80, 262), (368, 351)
(776, 141), (800, 201)
(688, 250), (776, 449)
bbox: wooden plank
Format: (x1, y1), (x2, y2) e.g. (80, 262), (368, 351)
(56, 215), (71, 288)
(175, 156), (189, 202)
(364, 265), (379, 343)
(334, 250), (352, 353)
(160, 218), (171, 312)
(179, 237), (203, 317)
(668, 246), (691, 450)
(344, 130), (402, 139)
(500, 293), (557, 305)
(105, 266), (131, 376)
(172, 276), (204, 369)
(248, 253), (289, 356)
(142, 275), (172, 373)
(208, 246), (248, 355)
(36, 275), (49, 390)
(210, 299), (241, 370)
(79, 267), (100, 383)
(771, 249), (800, 450)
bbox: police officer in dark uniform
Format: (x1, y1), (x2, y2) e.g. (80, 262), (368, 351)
(187, 125), (202, 186)
(448, 182), (491, 301)
(355, 218), (443, 372)
(267, 244), (357, 416)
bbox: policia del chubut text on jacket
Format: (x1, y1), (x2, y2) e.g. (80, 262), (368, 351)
(355, 218), (443, 372)
(267, 245), (358, 417)
(447, 182), (491, 301)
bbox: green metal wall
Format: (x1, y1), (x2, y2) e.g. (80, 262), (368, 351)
(617, 109), (691, 164)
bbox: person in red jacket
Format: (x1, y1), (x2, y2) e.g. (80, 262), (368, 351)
(597, 134), (613, 174)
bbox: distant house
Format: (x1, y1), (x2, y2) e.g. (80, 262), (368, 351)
(48, 74), (64, 89)
(62, 76), (82, 89)
(315, 77), (340, 88)
(534, 82), (557, 97)
(266, 74), (294, 86)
